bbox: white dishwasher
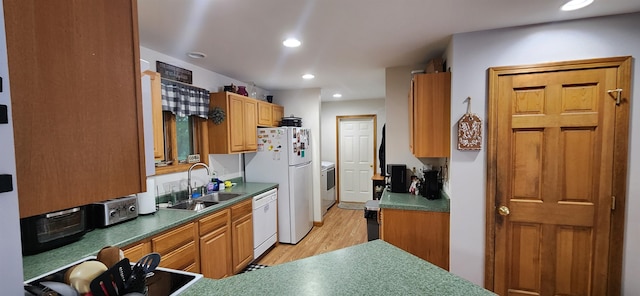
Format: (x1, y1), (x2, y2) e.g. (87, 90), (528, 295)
(253, 188), (278, 259)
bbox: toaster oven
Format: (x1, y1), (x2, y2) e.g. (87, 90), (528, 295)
(20, 206), (88, 256)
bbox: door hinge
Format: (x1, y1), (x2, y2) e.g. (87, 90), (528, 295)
(611, 196), (616, 211)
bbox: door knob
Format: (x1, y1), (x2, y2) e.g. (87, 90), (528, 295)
(498, 205), (510, 216)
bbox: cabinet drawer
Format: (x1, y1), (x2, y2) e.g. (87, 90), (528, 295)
(199, 209), (230, 236)
(231, 199), (252, 221)
(122, 240), (151, 263)
(152, 222), (196, 255)
(158, 240), (197, 271)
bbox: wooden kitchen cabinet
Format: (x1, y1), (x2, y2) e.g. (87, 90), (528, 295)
(257, 101), (285, 127)
(199, 208), (233, 279)
(4, 0), (146, 218)
(272, 104), (284, 127)
(257, 101), (273, 126)
(152, 222), (200, 272)
(143, 70), (165, 161)
(409, 72), (451, 158)
(209, 92), (258, 153)
(380, 209), (450, 270)
(230, 199), (254, 274)
(122, 240), (152, 263)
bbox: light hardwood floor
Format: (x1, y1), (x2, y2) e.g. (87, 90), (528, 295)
(257, 205), (368, 266)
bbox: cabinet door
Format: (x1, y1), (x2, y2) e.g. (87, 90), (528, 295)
(231, 213), (254, 274)
(228, 95), (246, 152)
(411, 72), (451, 157)
(199, 209), (232, 279)
(200, 226), (232, 279)
(243, 99), (258, 150)
(5, 0), (145, 218)
(272, 105), (284, 127)
(408, 79), (415, 154)
(380, 209), (450, 270)
(231, 199), (254, 273)
(257, 101), (273, 126)
(145, 71), (164, 160)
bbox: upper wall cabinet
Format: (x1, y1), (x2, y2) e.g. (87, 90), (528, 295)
(4, 0), (146, 218)
(143, 70), (165, 161)
(409, 72), (451, 158)
(257, 101), (284, 127)
(209, 92), (258, 153)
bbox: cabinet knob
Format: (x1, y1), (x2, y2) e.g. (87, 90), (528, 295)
(498, 205), (510, 216)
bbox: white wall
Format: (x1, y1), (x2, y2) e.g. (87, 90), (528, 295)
(139, 46), (267, 194)
(448, 13), (640, 295)
(271, 89), (323, 222)
(0, 1), (25, 292)
(320, 99), (386, 173)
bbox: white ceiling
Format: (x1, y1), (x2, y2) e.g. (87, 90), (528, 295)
(137, 0), (640, 101)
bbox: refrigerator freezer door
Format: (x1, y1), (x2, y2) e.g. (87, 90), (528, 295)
(287, 162), (313, 244)
(287, 128), (311, 166)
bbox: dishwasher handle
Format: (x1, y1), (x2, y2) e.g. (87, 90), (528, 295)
(253, 189), (277, 208)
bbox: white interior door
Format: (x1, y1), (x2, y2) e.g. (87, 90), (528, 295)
(339, 117), (374, 203)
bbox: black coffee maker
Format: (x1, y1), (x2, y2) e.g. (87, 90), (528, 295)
(421, 170), (441, 199)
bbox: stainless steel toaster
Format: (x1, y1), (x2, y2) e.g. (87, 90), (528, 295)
(90, 195), (139, 228)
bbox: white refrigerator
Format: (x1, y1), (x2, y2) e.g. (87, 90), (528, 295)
(245, 127), (313, 244)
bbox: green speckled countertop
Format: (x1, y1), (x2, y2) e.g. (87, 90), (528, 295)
(379, 188), (450, 212)
(22, 182), (278, 281)
(180, 240), (494, 296)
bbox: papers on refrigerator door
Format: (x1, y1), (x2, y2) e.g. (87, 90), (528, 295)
(290, 128), (309, 158)
(257, 128), (283, 159)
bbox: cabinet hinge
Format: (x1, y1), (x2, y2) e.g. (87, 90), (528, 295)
(611, 196), (616, 211)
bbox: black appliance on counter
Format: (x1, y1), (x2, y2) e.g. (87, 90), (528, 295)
(387, 164), (407, 193)
(20, 206), (88, 255)
(421, 170), (442, 200)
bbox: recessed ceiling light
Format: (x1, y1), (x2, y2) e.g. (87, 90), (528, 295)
(333, 93), (342, 98)
(186, 51), (207, 59)
(302, 74), (315, 80)
(283, 38), (301, 48)
(561, 0), (594, 11)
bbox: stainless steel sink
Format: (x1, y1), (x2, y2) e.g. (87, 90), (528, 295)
(168, 200), (218, 211)
(199, 192), (243, 202)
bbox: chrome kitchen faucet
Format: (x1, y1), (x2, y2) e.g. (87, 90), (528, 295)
(187, 162), (210, 203)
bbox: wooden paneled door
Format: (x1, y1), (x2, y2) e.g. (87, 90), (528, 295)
(486, 57), (631, 296)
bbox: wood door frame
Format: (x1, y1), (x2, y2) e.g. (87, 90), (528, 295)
(335, 115), (378, 204)
(485, 56), (632, 295)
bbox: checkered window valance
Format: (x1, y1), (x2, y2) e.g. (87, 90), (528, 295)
(160, 78), (210, 118)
